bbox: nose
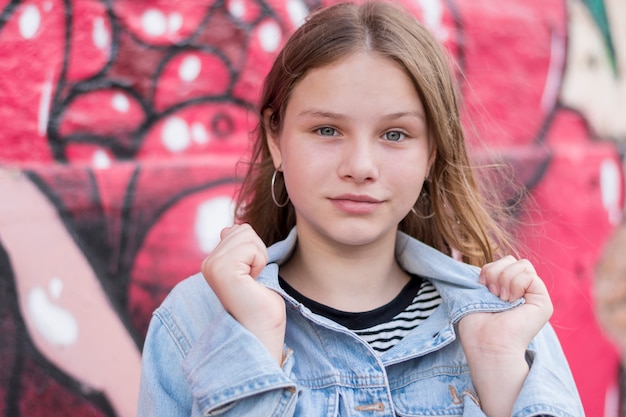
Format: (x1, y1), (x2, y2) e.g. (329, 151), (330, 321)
(338, 136), (379, 183)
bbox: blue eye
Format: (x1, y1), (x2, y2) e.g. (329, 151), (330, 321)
(317, 126), (337, 136)
(385, 131), (404, 142)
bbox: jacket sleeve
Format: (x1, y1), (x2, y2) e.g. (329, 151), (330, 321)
(182, 311), (298, 416)
(138, 311), (194, 416)
(137, 285), (299, 417)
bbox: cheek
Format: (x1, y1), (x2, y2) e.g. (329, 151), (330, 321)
(283, 145), (334, 179)
(400, 178), (425, 204)
(387, 159), (428, 200)
(282, 161), (318, 198)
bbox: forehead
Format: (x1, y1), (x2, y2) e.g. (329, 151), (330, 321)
(286, 52), (424, 117)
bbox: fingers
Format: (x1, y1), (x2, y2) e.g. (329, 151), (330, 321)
(480, 256), (541, 303)
(221, 224), (268, 276)
(470, 257), (554, 357)
(202, 223), (268, 285)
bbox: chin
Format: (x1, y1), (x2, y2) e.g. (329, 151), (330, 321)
(323, 225), (396, 247)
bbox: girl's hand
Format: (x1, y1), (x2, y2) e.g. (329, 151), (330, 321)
(458, 256), (553, 417)
(201, 223), (286, 364)
(459, 255), (553, 354)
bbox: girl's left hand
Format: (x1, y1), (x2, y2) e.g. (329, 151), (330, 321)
(459, 255), (553, 356)
(457, 256), (553, 416)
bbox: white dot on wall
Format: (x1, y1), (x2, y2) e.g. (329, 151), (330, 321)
(162, 116), (191, 153)
(27, 284), (79, 346)
(92, 17), (110, 50)
(191, 122), (209, 144)
(600, 158), (622, 225)
(259, 21), (281, 53)
(287, 0), (308, 27)
(168, 12), (183, 34)
(19, 5), (41, 39)
(179, 55), (202, 82)
(418, 0), (448, 42)
(195, 197), (235, 253)
(228, 0), (246, 19)
(111, 93), (130, 113)
(43, 1), (52, 12)
(419, 0), (442, 31)
(92, 149), (111, 169)
(142, 9), (167, 37)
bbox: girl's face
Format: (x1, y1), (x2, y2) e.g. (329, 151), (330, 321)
(268, 52), (434, 250)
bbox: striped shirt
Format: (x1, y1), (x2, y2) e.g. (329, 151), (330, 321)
(279, 275), (442, 353)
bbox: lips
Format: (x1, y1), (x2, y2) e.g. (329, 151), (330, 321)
(329, 194), (383, 214)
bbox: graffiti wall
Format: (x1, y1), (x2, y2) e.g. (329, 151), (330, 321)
(0, 0), (624, 416)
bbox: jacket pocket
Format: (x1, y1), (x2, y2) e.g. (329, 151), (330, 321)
(292, 386), (339, 417)
(391, 370), (477, 416)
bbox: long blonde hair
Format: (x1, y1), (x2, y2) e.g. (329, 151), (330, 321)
(236, 0), (515, 266)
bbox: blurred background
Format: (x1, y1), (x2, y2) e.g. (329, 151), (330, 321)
(0, 0), (624, 415)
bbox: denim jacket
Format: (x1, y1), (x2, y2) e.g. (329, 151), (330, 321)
(138, 228), (584, 417)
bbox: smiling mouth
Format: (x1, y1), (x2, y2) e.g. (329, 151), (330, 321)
(332, 194), (382, 203)
(329, 195), (383, 214)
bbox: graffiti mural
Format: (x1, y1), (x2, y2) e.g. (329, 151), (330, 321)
(561, 0), (626, 144)
(0, 0), (624, 416)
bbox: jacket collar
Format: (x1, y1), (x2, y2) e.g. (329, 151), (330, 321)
(259, 227), (521, 324)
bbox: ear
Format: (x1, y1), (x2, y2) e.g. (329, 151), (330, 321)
(264, 109), (283, 169)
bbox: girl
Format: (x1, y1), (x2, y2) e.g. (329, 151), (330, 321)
(138, 2), (584, 416)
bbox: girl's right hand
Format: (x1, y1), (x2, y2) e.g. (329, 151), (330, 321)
(201, 223), (286, 364)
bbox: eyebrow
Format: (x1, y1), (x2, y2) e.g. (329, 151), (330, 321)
(297, 109), (426, 121)
(296, 109), (346, 120)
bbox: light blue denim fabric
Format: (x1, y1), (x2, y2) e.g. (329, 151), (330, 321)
(138, 228), (584, 417)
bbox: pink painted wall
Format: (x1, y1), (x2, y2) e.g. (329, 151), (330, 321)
(0, 0), (624, 416)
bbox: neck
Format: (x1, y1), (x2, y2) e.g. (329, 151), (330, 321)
(279, 229), (410, 312)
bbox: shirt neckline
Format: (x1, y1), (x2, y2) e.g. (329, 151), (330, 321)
(278, 274), (422, 330)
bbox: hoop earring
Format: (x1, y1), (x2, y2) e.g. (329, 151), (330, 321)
(411, 187), (434, 219)
(271, 167), (290, 207)
(411, 206), (435, 220)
